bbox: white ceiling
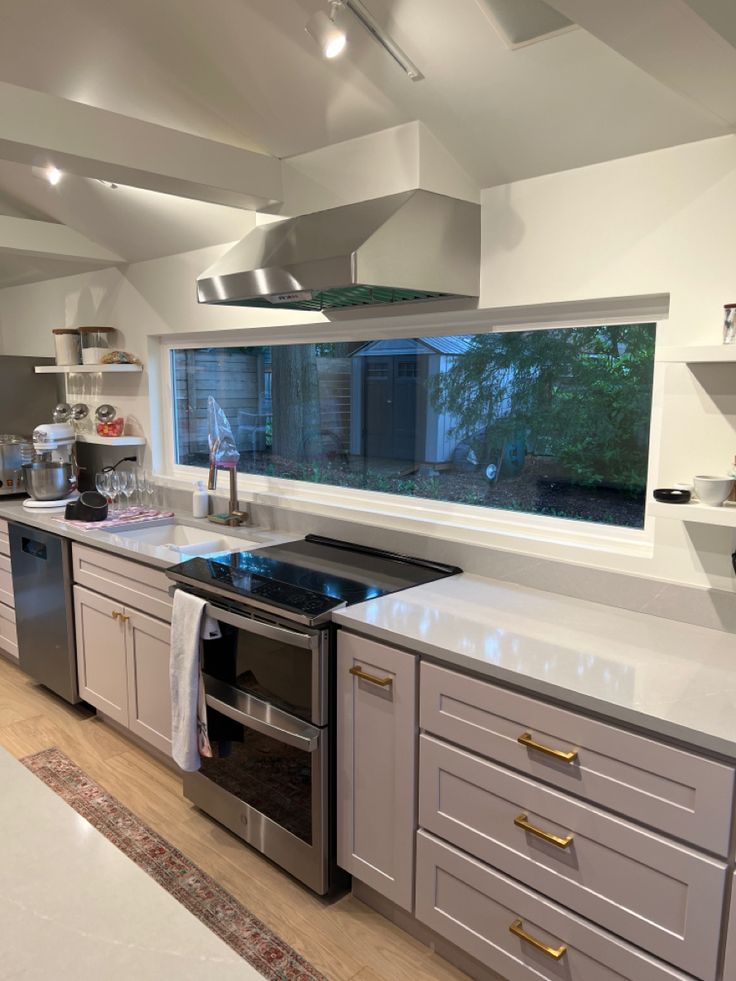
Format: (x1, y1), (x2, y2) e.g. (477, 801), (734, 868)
(0, 0), (734, 278)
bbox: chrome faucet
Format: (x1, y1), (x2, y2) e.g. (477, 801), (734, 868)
(207, 440), (249, 527)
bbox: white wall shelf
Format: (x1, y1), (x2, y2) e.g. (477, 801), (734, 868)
(649, 500), (736, 527)
(76, 434), (146, 447)
(656, 346), (736, 364)
(34, 364), (143, 374)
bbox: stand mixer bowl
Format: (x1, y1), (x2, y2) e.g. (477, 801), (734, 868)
(22, 461), (77, 501)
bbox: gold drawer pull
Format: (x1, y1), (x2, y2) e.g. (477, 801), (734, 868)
(518, 731), (578, 763)
(509, 918), (568, 960)
(112, 610), (129, 622)
(349, 665), (393, 687)
(514, 812), (574, 849)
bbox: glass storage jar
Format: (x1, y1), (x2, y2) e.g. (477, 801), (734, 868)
(79, 326), (115, 364)
(52, 328), (81, 365)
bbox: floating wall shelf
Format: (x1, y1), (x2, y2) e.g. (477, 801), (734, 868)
(34, 364), (143, 374)
(648, 500), (736, 528)
(76, 434), (146, 447)
(656, 346), (736, 364)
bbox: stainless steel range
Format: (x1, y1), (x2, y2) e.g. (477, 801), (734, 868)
(166, 534), (461, 894)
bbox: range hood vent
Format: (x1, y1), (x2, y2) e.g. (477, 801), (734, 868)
(197, 189), (480, 312)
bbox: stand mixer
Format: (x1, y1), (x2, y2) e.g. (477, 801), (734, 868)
(22, 422), (79, 509)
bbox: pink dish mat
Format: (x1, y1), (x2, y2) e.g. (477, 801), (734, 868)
(54, 507), (175, 531)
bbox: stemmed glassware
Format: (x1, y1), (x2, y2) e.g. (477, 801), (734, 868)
(118, 470), (136, 513)
(95, 471), (111, 508)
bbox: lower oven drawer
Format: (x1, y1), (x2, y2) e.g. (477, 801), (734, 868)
(416, 831), (692, 981)
(419, 735), (725, 979)
(188, 674), (330, 895)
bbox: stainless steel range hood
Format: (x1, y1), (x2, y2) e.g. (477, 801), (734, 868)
(196, 189), (480, 312)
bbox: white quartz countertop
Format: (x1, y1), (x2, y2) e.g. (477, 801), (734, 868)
(333, 573), (736, 760)
(0, 498), (292, 569)
(0, 747), (261, 980)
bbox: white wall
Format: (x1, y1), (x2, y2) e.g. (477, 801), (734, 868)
(1, 134), (736, 595)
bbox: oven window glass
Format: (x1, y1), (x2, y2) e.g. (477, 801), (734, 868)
(203, 625), (313, 721)
(201, 709), (313, 844)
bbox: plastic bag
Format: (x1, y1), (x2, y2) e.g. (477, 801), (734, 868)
(207, 396), (240, 469)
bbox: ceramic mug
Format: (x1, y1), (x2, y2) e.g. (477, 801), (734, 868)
(693, 475), (735, 507)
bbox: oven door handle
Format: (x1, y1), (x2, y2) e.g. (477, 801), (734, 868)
(203, 602), (318, 651)
(202, 674), (321, 752)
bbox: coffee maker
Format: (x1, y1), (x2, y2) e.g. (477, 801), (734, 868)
(22, 423), (79, 509)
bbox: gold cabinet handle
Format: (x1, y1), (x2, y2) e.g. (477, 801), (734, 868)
(509, 918), (567, 960)
(517, 731), (578, 763)
(112, 610), (130, 622)
(514, 813), (574, 849)
(349, 665), (393, 687)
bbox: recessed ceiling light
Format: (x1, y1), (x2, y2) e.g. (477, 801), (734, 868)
(46, 165), (63, 186)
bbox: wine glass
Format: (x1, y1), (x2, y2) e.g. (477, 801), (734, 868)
(118, 470), (135, 514)
(135, 468), (149, 511)
(107, 471), (121, 517)
(95, 471), (111, 511)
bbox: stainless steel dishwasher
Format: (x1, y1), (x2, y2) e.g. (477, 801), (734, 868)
(9, 523), (79, 704)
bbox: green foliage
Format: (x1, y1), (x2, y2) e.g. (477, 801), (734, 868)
(430, 324), (656, 493)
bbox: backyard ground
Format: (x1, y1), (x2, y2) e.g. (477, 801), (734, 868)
(191, 452), (645, 529)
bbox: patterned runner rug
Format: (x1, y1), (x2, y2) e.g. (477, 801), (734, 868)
(22, 747), (329, 981)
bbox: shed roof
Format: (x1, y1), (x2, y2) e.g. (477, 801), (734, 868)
(351, 336), (473, 357)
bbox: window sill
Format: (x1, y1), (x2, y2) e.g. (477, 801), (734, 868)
(165, 467), (654, 565)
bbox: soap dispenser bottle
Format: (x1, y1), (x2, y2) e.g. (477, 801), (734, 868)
(193, 479), (208, 518)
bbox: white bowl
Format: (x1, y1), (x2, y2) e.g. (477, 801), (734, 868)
(693, 475), (734, 507)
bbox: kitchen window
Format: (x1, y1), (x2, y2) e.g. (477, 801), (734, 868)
(170, 324), (656, 529)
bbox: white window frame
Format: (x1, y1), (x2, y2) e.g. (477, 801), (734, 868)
(156, 315), (663, 563)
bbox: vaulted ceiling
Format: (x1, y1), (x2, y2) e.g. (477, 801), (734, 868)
(0, 0), (734, 285)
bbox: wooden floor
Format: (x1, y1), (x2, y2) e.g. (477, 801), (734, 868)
(0, 654), (468, 981)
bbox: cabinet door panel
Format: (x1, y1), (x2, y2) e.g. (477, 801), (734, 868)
(126, 608), (172, 756)
(337, 631), (417, 911)
(74, 585), (128, 724)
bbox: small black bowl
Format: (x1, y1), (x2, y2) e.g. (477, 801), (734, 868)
(652, 488), (691, 504)
(65, 491), (108, 522)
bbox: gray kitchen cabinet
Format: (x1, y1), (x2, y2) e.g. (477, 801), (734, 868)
(74, 585), (129, 725)
(419, 733), (726, 979)
(126, 607), (172, 755)
(0, 518), (17, 660)
(337, 631), (417, 911)
(724, 875), (736, 981)
(74, 584), (172, 756)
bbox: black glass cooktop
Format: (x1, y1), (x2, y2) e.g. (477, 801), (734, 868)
(166, 535), (461, 624)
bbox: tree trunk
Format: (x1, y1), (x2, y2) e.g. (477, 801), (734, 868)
(271, 345), (321, 461)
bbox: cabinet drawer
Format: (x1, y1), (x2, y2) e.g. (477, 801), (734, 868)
(0, 554), (12, 607)
(723, 872), (736, 981)
(420, 662), (734, 855)
(419, 735), (724, 979)
(72, 544), (173, 623)
(416, 831), (692, 981)
(0, 522), (9, 557)
(0, 601), (17, 660)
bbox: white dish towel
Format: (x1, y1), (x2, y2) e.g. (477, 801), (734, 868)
(170, 590), (215, 771)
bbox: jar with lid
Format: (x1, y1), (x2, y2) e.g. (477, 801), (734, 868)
(79, 326), (116, 364)
(52, 328), (81, 365)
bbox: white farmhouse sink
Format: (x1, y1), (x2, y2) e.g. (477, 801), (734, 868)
(111, 521), (257, 558)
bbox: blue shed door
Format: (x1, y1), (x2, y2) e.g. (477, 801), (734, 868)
(363, 357), (420, 462)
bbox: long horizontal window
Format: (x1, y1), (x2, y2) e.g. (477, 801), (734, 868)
(171, 324), (656, 529)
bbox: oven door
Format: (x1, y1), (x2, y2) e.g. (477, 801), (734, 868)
(184, 674), (329, 894)
(201, 600), (328, 725)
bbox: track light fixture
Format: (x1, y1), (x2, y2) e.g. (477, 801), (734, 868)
(305, 1), (347, 60)
(305, 0), (423, 80)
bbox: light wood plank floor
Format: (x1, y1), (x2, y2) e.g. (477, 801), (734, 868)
(0, 654), (469, 981)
